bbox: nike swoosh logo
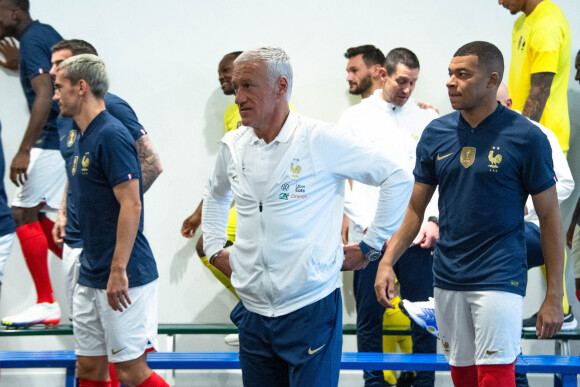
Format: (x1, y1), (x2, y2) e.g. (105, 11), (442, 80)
(437, 153), (453, 161)
(308, 344), (325, 355)
(112, 347), (126, 355)
(486, 349), (502, 355)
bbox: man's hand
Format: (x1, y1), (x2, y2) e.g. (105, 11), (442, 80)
(107, 267), (131, 312)
(181, 212), (201, 238)
(374, 260), (397, 309)
(52, 208), (66, 245)
(10, 150), (30, 186)
(417, 102), (439, 115)
(0, 38), (19, 70)
(535, 296), (563, 339)
(211, 250), (232, 278)
(342, 243), (369, 271)
(413, 221), (439, 248)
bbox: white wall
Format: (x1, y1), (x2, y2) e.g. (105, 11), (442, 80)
(0, 0), (579, 364)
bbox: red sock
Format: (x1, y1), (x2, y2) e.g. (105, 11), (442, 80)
(450, 364), (478, 387)
(478, 363), (515, 387)
(40, 217), (62, 259)
(576, 289), (580, 303)
(16, 222), (54, 304)
(137, 371), (169, 386)
(108, 362), (120, 387)
(79, 379), (112, 387)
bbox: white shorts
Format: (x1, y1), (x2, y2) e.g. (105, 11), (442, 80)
(434, 287), (522, 366)
(11, 148), (66, 211)
(62, 244), (82, 318)
(73, 280), (159, 363)
(0, 232), (16, 283)
(572, 224), (580, 278)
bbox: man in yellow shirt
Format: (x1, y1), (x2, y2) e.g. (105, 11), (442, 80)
(500, 0), (571, 153)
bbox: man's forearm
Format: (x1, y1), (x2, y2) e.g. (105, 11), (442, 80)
(111, 199), (141, 271)
(19, 92), (52, 153)
(535, 187), (565, 300)
(19, 74), (54, 153)
(522, 72), (554, 122)
(136, 135), (162, 193)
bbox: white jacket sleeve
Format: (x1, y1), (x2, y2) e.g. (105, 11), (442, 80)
(202, 143), (234, 259)
(525, 121), (574, 224)
(314, 124), (414, 250)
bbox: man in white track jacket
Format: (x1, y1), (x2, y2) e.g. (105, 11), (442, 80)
(202, 46), (413, 387)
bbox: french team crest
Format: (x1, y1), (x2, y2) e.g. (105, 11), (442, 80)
(290, 159), (301, 180)
(460, 147), (476, 169)
(67, 130), (77, 147)
(81, 153), (90, 174)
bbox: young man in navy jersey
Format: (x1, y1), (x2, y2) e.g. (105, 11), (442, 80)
(49, 39), (162, 387)
(49, 39), (162, 317)
(375, 41), (564, 386)
(0, 0), (66, 327)
(53, 54), (168, 387)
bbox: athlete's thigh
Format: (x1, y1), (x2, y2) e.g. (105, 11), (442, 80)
(470, 290), (522, 365)
(434, 288), (476, 367)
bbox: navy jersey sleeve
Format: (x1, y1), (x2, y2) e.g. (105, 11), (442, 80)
(99, 126), (141, 188)
(413, 127), (437, 185)
(521, 125), (556, 195)
(20, 32), (54, 81)
(105, 94), (146, 142)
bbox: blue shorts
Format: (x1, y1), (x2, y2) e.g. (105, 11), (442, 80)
(231, 288), (342, 387)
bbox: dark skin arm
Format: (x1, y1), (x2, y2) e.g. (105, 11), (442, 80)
(532, 185), (564, 339)
(11, 73), (54, 186)
(181, 200), (203, 238)
(522, 72), (555, 122)
(375, 182), (435, 308)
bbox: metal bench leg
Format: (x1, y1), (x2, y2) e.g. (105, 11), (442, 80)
(66, 364), (76, 387)
(164, 333), (176, 387)
(554, 373), (577, 387)
(555, 339), (570, 356)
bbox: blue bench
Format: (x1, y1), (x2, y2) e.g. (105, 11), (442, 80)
(1, 351), (579, 387)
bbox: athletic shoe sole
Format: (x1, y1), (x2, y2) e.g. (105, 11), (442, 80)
(400, 300), (438, 337)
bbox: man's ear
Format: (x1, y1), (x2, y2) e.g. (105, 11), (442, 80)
(77, 79), (89, 96)
(375, 65), (386, 79)
(277, 75), (289, 98)
(506, 97), (513, 109)
(488, 72), (499, 88)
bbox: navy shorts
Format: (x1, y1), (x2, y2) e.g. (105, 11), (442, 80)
(231, 288), (343, 387)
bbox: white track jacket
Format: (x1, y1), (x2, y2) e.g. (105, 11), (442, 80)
(202, 112), (413, 317)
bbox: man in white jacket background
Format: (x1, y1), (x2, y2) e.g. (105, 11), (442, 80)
(202, 46), (413, 387)
(340, 47), (439, 387)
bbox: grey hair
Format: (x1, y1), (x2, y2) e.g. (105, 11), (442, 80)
(57, 54), (109, 99)
(235, 46), (293, 100)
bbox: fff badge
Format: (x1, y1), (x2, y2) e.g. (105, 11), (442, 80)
(460, 147), (476, 169)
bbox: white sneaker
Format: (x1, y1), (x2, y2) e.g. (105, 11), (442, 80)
(400, 297), (438, 338)
(1, 301), (61, 328)
(224, 333), (239, 346)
